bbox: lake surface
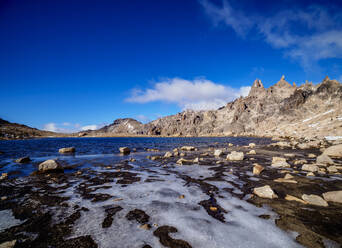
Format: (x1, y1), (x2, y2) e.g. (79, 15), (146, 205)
(0, 137), (270, 177)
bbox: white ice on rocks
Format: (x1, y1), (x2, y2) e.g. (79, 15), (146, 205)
(56, 160), (304, 248)
(0, 209), (23, 232)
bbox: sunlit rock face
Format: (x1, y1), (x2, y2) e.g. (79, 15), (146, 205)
(87, 76), (342, 139)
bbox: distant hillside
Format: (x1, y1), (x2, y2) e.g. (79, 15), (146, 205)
(0, 118), (61, 139)
(84, 76), (342, 139)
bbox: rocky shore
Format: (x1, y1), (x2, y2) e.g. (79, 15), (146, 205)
(0, 137), (341, 247)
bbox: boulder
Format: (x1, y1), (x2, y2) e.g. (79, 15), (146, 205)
(249, 143), (256, 148)
(253, 185), (278, 199)
(164, 151), (173, 158)
(38, 159), (63, 173)
(248, 150), (256, 155)
(0, 240), (16, 248)
(180, 146), (195, 151)
(316, 154), (334, 165)
(58, 147), (75, 154)
(294, 159), (307, 165)
(302, 194), (328, 207)
(284, 173), (294, 179)
(306, 172), (315, 177)
(193, 157), (199, 163)
(322, 191), (342, 204)
(274, 178), (297, 184)
(323, 144), (342, 157)
(327, 166), (338, 173)
(226, 151), (244, 161)
(14, 156), (31, 163)
(0, 173), (8, 180)
(271, 157), (290, 168)
(214, 149), (224, 157)
(284, 153), (295, 158)
(119, 147), (130, 155)
(274, 141), (291, 148)
(308, 153), (316, 158)
(302, 164), (319, 172)
(253, 164), (264, 175)
(228, 143), (234, 147)
(285, 195), (307, 204)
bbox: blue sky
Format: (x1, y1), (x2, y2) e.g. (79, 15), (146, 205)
(1, 0), (342, 132)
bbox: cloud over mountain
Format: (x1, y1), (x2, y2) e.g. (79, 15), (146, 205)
(126, 78), (250, 111)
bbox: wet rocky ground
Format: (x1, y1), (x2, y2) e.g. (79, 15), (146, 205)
(0, 140), (342, 248)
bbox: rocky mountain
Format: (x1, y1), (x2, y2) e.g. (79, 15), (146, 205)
(87, 76), (342, 139)
(0, 118), (60, 139)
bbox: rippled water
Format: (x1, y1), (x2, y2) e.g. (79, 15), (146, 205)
(0, 137), (270, 177)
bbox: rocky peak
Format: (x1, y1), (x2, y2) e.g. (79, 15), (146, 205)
(267, 75), (296, 99)
(248, 79), (266, 98)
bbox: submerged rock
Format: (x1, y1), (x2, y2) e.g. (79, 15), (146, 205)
(119, 147), (130, 155)
(301, 194), (328, 207)
(38, 159), (63, 173)
(226, 151), (244, 161)
(14, 156), (31, 163)
(58, 147), (75, 154)
(323, 144), (342, 157)
(322, 191), (342, 204)
(253, 185), (278, 199)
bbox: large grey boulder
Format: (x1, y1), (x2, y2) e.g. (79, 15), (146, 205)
(38, 159), (63, 173)
(323, 144), (342, 157)
(322, 191), (342, 204)
(58, 147), (75, 154)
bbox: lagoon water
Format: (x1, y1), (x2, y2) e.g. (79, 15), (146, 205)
(0, 137), (270, 177)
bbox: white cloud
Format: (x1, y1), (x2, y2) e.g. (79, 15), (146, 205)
(43, 123), (59, 132)
(136, 115), (151, 123)
(42, 122), (104, 133)
(81, 125), (98, 131)
(126, 78), (250, 111)
(200, 0), (342, 70)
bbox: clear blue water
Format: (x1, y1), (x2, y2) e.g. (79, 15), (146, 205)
(0, 137), (270, 177)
